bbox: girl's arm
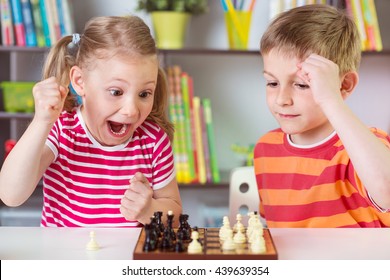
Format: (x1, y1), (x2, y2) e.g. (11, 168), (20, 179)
(0, 121), (54, 206)
(0, 77), (68, 206)
(120, 172), (183, 226)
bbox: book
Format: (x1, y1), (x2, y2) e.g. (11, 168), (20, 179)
(30, 0), (45, 47)
(202, 98), (220, 183)
(200, 102), (212, 183)
(362, 0), (382, 52)
(57, 0), (75, 36)
(39, 0), (51, 46)
(346, 0), (367, 51)
(180, 72), (196, 182)
(0, 0), (15, 46)
(10, 0), (26, 46)
(193, 96), (207, 184)
(21, 0), (37, 46)
(47, 0), (61, 42)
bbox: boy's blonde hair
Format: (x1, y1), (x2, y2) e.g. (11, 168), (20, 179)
(42, 15), (174, 141)
(260, 4), (361, 74)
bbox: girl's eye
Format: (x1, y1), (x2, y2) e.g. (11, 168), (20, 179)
(139, 91), (152, 98)
(109, 89), (123, 96)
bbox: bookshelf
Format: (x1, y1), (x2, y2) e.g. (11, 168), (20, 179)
(1, 0), (390, 227)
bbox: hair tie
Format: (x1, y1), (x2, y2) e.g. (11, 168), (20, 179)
(72, 33), (81, 45)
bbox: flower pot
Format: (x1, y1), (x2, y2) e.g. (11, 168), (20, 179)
(151, 11), (191, 49)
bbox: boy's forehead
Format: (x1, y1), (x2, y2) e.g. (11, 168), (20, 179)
(263, 50), (302, 76)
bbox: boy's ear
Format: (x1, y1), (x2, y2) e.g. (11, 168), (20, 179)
(340, 71), (359, 100)
(69, 66), (84, 97)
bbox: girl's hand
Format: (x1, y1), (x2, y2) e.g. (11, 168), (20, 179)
(120, 172), (153, 223)
(32, 77), (68, 125)
(297, 54), (344, 108)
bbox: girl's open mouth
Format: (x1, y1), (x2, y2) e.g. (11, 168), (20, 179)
(108, 121), (129, 136)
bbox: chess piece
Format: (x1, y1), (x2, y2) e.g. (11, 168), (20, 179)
(160, 227), (174, 251)
(219, 216), (231, 241)
(154, 211), (165, 234)
(251, 234), (266, 253)
(233, 223), (247, 244)
(86, 231), (99, 251)
(187, 231), (202, 254)
(143, 224), (157, 252)
(166, 210), (176, 241)
(175, 230), (185, 252)
(233, 213), (245, 233)
(178, 214), (191, 241)
(221, 228), (236, 251)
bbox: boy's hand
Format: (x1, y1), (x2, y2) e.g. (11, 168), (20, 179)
(297, 54), (344, 108)
(32, 77), (68, 125)
(120, 172), (153, 222)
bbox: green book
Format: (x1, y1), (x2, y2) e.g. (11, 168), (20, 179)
(202, 98), (220, 183)
(30, 0), (45, 47)
(181, 72), (196, 182)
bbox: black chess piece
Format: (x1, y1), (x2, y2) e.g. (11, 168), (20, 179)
(175, 230), (185, 252)
(154, 211), (165, 234)
(166, 211), (176, 241)
(178, 214), (191, 241)
(160, 227), (174, 251)
(143, 224), (157, 252)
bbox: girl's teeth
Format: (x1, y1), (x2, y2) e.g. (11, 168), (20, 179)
(111, 124), (128, 136)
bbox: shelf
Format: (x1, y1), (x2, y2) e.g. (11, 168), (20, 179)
(0, 112), (34, 120)
(0, 46), (49, 53)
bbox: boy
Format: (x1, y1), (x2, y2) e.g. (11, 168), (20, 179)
(254, 4), (390, 227)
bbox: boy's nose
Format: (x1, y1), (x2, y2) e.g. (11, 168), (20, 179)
(275, 88), (293, 106)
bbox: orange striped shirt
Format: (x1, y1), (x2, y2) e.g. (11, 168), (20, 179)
(254, 128), (390, 228)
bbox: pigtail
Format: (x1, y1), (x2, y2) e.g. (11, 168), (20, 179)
(42, 35), (78, 112)
(147, 67), (174, 142)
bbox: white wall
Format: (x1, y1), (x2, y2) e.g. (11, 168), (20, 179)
(71, 0), (390, 170)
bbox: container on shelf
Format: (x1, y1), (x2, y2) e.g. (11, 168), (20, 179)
(0, 81), (35, 113)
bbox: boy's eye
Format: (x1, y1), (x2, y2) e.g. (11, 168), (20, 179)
(109, 89), (123, 96)
(266, 82), (278, 88)
(295, 83), (310, 90)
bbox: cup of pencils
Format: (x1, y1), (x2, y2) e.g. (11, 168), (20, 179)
(222, 0), (255, 50)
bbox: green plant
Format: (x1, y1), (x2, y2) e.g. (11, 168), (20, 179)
(137, 0), (208, 15)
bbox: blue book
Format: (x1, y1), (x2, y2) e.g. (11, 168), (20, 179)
(21, 0), (37, 46)
(10, 0), (26, 46)
(39, 0), (51, 46)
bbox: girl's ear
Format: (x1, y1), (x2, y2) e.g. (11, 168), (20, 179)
(69, 66), (84, 97)
(340, 71), (359, 100)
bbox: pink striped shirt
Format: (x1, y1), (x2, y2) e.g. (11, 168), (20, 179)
(41, 107), (175, 227)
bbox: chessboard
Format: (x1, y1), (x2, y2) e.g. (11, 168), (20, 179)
(133, 227), (278, 260)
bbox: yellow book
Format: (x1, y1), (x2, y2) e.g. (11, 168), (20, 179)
(348, 0), (367, 50)
(193, 97), (207, 184)
(365, 0), (382, 51)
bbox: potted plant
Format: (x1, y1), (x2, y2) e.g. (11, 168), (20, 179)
(137, 0), (209, 49)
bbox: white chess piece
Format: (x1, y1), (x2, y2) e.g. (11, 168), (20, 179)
(233, 213), (245, 233)
(251, 234), (266, 253)
(233, 223), (247, 244)
(86, 231), (100, 251)
(219, 216), (231, 241)
(222, 228), (236, 251)
(188, 231), (202, 254)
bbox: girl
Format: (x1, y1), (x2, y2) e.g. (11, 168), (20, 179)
(0, 15), (182, 227)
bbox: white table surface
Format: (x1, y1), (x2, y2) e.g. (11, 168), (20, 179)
(1, 227), (390, 260)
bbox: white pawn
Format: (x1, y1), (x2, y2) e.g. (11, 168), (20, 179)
(222, 228), (236, 251)
(233, 223), (247, 244)
(219, 216), (231, 241)
(86, 231), (100, 251)
(188, 231), (202, 254)
(251, 234), (266, 253)
(233, 213), (245, 233)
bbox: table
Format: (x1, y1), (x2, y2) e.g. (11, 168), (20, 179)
(1, 227), (390, 260)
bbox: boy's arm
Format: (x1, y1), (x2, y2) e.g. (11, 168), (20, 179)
(300, 54), (390, 209)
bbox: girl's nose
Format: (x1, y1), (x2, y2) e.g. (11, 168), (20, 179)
(120, 98), (139, 118)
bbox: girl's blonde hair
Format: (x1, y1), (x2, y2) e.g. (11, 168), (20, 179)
(260, 4), (361, 74)
(42, 15), (174, 141)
